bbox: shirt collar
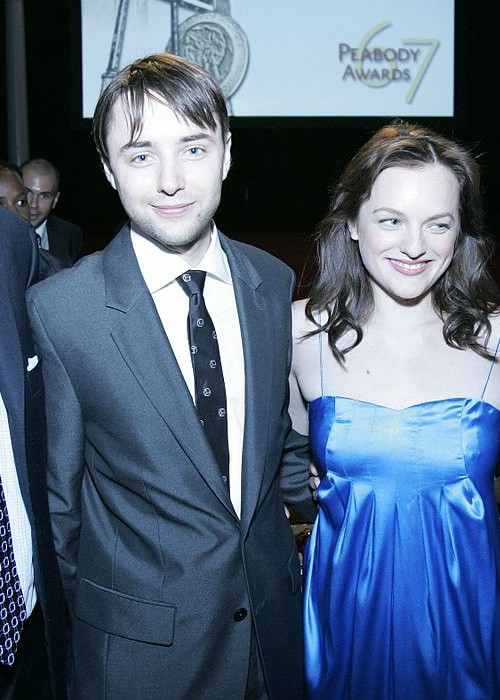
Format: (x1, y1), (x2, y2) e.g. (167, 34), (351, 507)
(35, 220), (47, 238)
(131, 223), (232, 294)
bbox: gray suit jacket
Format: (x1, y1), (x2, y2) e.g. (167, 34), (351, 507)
(27, 226), (313, 700)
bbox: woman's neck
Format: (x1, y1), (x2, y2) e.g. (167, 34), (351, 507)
(368, 284), (440, 332)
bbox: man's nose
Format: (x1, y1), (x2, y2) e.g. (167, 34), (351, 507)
(27, 191), (40, 206)
(157, 162), (185, 195)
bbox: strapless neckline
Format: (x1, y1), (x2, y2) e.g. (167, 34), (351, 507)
(308, 394), (500, 414)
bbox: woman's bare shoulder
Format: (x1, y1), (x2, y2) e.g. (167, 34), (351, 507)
(489, 311), (500, 330)
(292, 298), (321, 339)
(486, 312), (500, 352)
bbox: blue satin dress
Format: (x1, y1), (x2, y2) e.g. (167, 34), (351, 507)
(304, 371), (500, 698)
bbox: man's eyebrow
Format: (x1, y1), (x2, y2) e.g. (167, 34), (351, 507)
(180, 132), (215, 143)
(25, 187), (54, 194)
(120, 140), (152, 153)
(120, 132), (216, 153)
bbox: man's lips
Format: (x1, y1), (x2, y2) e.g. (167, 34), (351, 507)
(150, 202), (194, 217)
(388, 258), (430, 276)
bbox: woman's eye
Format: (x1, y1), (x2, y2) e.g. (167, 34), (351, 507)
(429, 222), (450, 233)
(380, 217), (400, 227)
(132, 154), (149, 163)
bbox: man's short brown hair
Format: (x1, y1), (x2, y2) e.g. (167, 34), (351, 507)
(93, 52), (230, 167)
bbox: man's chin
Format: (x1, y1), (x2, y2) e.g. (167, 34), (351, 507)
(140, 225), (211, 254)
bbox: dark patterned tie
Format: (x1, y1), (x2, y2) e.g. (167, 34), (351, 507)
(0, 477), (27, 667)
(178, 270), (230, 486)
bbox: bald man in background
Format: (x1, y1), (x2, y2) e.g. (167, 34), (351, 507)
(22, 158), (82, 266)
(1, 162), (63, 281)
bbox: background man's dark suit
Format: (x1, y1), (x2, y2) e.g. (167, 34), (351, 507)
(45, 214), (82, 266)
(27, 225), (313, 699)
(0, 209), (66, 699)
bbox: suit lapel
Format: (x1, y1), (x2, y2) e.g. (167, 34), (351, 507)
(104, 228), (236, 518)
(45, 218), (64, 264)
(0, 294), (26, 495)
(0, 271), (34, 519)
(0, 282), (24, 415)
(220, 237), (274, 535)
(46, 218), (56, 256)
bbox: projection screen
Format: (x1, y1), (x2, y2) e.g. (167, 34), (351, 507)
(81, 0), (454, 119)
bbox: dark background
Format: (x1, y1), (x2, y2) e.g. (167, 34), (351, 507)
(1, 1), (497, 292)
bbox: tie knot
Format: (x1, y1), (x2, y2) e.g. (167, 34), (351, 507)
(178, 270), (206, 298)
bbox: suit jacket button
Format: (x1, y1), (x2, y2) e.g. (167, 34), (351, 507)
(233, 608), (248, 622)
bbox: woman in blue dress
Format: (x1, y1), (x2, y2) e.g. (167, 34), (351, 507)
(290, 123), (500, 699)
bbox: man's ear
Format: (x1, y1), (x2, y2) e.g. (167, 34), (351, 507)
(348, 219), (359, 241)
(52, 191), (61, 210)
(102, 160), (117, 190)
(222, 132), (232, 181)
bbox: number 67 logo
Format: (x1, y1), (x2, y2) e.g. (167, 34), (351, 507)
(357, 21), (440, 104)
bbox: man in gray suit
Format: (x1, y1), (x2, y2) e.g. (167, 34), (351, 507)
(27, 53), (313, 700)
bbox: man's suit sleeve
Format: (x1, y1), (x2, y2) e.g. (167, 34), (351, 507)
(26, 291), (84, 607)
(279, 270), (316, 523)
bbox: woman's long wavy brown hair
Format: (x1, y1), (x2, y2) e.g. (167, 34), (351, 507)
(306, 122), (500, 362)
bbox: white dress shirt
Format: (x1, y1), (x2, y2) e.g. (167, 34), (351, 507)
(131, 225), (246, 517)
(35, 220), (49, 250)
(0, 391), (36, 616)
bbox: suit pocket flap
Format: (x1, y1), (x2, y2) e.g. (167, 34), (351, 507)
(76, 578), (176, 646)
